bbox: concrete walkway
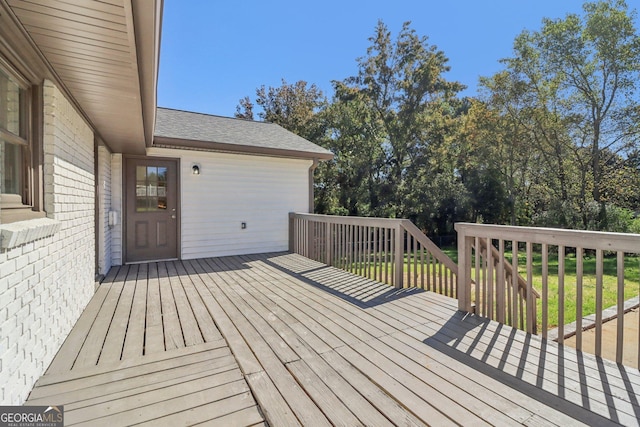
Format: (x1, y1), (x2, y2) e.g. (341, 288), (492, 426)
(564, 308), (639, 369)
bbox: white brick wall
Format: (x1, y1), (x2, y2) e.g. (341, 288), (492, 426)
(0, 80), (95, 404)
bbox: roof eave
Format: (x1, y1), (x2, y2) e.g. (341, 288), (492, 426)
(3, 0), (162, 155)
(133, 0), (163, 149)
(153, 136), (334, 161)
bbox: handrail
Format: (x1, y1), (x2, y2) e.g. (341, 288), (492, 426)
(456, 223), (640, 253)
(290, 212), (403, 226)
(456, 222), (640, 368)
(399, 220), (458, 274)
(475, 237), (540, 299)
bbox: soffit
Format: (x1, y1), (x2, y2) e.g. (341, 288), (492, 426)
(5, 0), (160, 154)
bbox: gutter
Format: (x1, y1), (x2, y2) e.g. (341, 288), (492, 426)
(309, 158), (319, 213)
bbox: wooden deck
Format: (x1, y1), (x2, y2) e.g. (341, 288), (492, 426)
(27, 253), (640, 426)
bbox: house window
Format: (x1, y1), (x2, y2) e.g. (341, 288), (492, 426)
(1, 67), (25, 191)
(0, 62), (43, 223)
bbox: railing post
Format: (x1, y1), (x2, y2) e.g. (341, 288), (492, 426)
(288, 212), (295, 252)
(456, 224), (473, 313)
(394, 222), (404, 288)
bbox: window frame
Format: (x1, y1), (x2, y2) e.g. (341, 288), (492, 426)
(0, 55), (44, 224)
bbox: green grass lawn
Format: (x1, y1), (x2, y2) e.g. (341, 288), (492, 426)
(439, 247), (640, 331)
(341, 246), (640, 332)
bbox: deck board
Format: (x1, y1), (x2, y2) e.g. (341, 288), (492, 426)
(173, 260), (222, 342)
(245, 370), (301, 426)
(121, 263), (148, 359)
(286, 359), (364, 426)
(157, 261), (184, 350)
(144, 262), (164, 354)
(99, 264), (139, 365)
(29, 346), (232, 399)
(183, 259), (263, 375)
(419, 321), (638, 424)
(73, 265), (129, 369)
(166, 261), (204, 347)
(27, 252), (640, 426)
(298, 352), (395, 426)
(202, 257), (301, 364)
(198, 257), (332, 426)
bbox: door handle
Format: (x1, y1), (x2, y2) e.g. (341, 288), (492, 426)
(171, 214), (176, 219)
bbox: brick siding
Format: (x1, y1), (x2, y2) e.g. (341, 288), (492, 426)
(0, 80), (95, 404)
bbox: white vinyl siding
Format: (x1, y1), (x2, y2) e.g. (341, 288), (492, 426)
(97, 144), (112, 275)
(146, 147), (311, 259)
(110, 154), (123, 266)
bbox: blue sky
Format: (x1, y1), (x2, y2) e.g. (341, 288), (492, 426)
(158, 1), (595, 118)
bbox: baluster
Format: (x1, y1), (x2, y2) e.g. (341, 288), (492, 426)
(616, 251), (625, 364)
(487, 238), (494, 320)
(526, 241), (534, 334)
(365, 225), (371, 279)
(298, 218), (302, 256)
(413, 235), (418, 288)
(575, 247), (583, 348)
(373, 227), (378, 281)
(340, 223), (345, 269)
(497, 239), (505, 323)
(511, 240), (518, 330)
(451, 271), (455, 299)
(595, 249), (603, 356)
(390, 228), (396, 287)
(359, 225), (364, 276)
(346, 224), (350, 273)
(407, 234), (411, 288)
(420, 243), (424, 289)
(384, 228), (389, 284)
(432, 248), (438, 294)
(426, 251), (431, 291)
(558, 245), (565, 345)
(362, 225), (366, 276)
(541, 243), (549, 339)
(360, 225), (364, 276)
(473, 237), (480, 316)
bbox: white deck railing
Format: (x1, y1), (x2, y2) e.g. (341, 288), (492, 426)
(456, 222), (640, 367)
(289, 213), (458, 296)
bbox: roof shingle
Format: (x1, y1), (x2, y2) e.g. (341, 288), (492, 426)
(154, 107), (333, 160)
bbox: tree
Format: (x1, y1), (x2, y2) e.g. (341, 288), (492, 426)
(478, 70), (584, 227)
(318, 82), (388, 216)
(236, 79), (327, 142)
(503, 0), (640, 227)
(458, 98), (519, 224)
(234, 96), (254, 120)
(339, 20), (465, 230)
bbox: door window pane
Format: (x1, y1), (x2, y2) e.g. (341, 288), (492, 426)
(136, 165), (168, 212)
